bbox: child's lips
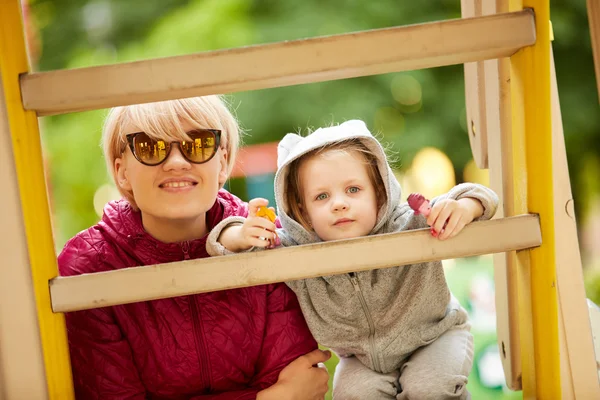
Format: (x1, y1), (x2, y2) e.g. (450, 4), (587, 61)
(334, 218), (354, 226)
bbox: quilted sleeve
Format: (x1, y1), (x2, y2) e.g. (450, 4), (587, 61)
(58, 236), (147, 400)
(249, 283), (318, 390)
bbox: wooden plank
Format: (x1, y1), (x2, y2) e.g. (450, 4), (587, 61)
(462, 0), (489, 168)
(588, 303), (600, 376)
(509, 4), (537, 394)
(588, 0), (600, 101)
(518, 0), (561, 396)
(50, 215), (541, 313)
(558, 303), (575, 399)
(550, 45), (600, 399)
(480, 0), (523, 390)
(0, 1), (74, 398)
(0, 41), (48, 400)
(21, 11), (536, 116)
(486, 54), (523, 391)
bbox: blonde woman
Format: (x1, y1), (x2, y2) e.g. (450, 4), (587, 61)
(58, 96), (330, 400)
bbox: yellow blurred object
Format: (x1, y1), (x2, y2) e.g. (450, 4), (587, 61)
(463, 159), (490, 186)
(410, 147), (456, 199)
(256, 206), (276, 222)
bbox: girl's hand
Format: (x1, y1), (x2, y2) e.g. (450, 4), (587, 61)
(426, 198), (484, 240)
(241, 198), (278, 248)
(258, 349), (331, 400)
(219, 198), (278, 252)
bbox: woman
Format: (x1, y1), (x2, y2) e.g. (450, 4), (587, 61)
(58, 96), (330, 399)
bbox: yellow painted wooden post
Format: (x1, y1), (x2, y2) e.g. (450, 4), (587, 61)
(0, 1), (74, 398)
(510, 0), (561, 398)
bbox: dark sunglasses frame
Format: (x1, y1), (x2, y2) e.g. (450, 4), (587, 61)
(125, 129), (222, 166)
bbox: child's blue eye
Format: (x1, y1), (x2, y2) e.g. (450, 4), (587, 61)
(316, 193), (328, 201)
(348, 187), (360, 194)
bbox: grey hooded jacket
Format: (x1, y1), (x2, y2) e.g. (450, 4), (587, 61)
(207, 120), (498, 374)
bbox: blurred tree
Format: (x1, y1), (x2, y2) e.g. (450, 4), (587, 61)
(29, 0), (190, 71)
(29, 0), (599, 251)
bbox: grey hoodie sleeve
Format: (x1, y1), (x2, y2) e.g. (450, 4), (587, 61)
(205, 216), (248, 256)
(206, 216), (288, 256)
(383, 183), (499, 234)
(441, 182), (499, 222)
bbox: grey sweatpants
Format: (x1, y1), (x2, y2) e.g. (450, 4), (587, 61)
(332, 325), (474, 400)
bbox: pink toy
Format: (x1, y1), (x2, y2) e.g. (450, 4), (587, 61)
(407, 193), (440, 237)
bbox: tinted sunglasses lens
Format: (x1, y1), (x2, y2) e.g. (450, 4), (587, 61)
(132, 133), (168, 165)
(181, 130), (218, 163)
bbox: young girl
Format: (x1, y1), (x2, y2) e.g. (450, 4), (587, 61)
(207, 119), (498, 399)
(58, 96), (331, 400)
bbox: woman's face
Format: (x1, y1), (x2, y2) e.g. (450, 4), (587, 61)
(114, 121), (228, 235)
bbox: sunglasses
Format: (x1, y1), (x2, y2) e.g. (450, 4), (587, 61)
(125, 129), (221, 166)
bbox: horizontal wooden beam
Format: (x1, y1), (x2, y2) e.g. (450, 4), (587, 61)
(22, 10), (535, 116)
(50, 214), (541, 313)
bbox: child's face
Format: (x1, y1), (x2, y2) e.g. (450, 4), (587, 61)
(299, 149), (379, 241)
(115, 121), (228, 236)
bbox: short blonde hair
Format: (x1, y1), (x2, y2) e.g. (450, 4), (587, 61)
(102, 96), (241, 207)
(285, 139), (387, 231)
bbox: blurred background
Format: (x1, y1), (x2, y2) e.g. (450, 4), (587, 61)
(21, 0), (599, 398)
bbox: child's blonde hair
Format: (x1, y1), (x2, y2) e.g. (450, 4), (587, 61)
(285, 139), (387, 230)
(102, 96), (241, 208)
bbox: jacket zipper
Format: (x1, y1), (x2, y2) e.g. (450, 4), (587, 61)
(189, 296), (211, 392)
(349, 273), (382, 373)
(181, 241), (190, 260)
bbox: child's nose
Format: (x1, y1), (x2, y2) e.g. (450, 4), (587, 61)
(331, 197), (349, 212)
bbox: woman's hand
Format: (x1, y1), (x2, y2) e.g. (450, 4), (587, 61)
(426, 198), (484, 240)
(257, 349), (332, 400)
(219, 198), (278, 252)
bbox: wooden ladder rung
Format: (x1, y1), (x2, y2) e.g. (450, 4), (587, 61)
(21, 10), (535, 116)
(50, 214), (541, 313)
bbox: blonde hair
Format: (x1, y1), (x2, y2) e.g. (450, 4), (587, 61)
(285, 139), (387, 230)
(102, 96), (241, 208)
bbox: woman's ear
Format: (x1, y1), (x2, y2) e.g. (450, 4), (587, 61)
(218, 149), (229, 187)
(114, 157), (132, 191)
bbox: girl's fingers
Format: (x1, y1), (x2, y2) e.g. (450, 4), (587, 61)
(247, 217), (277, 231)
(246, 227), (277, 240)
(245, 229), (277, 248)
(438, 212), (460, 240)
(431, 204), (453, 234)
(448, 220), (467, 239)
(247, 198), (269, 217)
(248, 237), (272, 248)
(426, 202), (443, 226)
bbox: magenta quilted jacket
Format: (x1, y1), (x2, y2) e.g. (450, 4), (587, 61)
(58, 190), (317, 399)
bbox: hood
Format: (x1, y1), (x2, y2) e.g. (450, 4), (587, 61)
(274, 119), (401, 244)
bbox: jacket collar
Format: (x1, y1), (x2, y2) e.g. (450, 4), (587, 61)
(97, 190), (244, 265)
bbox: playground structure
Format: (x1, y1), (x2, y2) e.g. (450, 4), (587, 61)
(1, 0), (600, 399)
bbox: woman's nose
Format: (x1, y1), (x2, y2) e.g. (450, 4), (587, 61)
(162, 145), (191, 170)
